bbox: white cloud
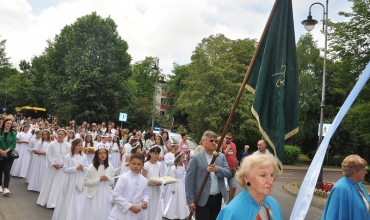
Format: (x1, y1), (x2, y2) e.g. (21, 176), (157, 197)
(0, 0), (352, 73)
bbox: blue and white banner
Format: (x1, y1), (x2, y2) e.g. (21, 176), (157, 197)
(290, 62), (370, 220)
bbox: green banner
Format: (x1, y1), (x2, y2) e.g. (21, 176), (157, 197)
(245, 0), (299, 163)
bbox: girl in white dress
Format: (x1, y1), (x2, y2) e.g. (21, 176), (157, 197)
(66, 130), (75, 144)
(79, 146), (114, 220)
(109, 153), (149, 220)
(10, 124), (32, 177)
(84, 133), (95, 165)
(164, 144), (178, 176)
(37, 129), (71, 208)
(142, 145), (162, 220)
(52, 139), (88, 220)
(119, 142), (142, 175)
(144, 134), (155, 152)
(27, 129), (50, 192)
(110, 136), (121, 175)
(154, 135), (167, 176)
(163, 152), (189, 219)
(26, 129), (42, 183)
(93, 134), (101, 146)
(123, 138), (137, 157)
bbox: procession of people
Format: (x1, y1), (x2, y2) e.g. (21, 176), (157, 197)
(1, 114), (370, 220)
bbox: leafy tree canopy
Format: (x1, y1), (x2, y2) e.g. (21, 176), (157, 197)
(44, 12), (132, 124)
(176, 34), (260, 144)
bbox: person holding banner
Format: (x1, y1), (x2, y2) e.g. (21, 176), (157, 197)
(185, 131), (231, 220)
(322, 155), (370, 220)
(217, 154), (282, 220)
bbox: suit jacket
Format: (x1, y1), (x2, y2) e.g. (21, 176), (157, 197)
(185, 150), (231, 206)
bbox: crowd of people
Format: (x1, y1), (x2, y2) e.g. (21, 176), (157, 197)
(1, 114), (370, 220)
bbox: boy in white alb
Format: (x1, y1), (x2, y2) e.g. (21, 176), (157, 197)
(109, 153), (149, 220)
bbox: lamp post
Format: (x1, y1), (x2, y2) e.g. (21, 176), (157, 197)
(302, 0), (329, 188)
(151, 59), (159, 128)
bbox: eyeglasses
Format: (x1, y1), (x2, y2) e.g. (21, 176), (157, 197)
(208, 139), (216, 143)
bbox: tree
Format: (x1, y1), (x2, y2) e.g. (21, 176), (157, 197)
(176, 34), (260, 145)
(294, 33), (360, 155)
(328, 0), (370, 152)
(0, 36), (12, 68)
(126, 57), (166, 129)
(165, 63), (190, 128)
(329, 0), (370, 73)
(43, 12), (132, 124)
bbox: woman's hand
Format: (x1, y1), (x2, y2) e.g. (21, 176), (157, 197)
(0, 150), (7, 157)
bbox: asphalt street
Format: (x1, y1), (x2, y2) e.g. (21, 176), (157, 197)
(0, 169), (343, 220)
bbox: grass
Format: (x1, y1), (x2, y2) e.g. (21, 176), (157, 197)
(297, 154), (311, 165)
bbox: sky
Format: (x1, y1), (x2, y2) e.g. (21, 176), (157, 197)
(0, 0), (352, 75)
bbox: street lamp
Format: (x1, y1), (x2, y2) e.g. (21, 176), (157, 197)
(302, 0), (329, 188)
(151, 59), (159, 128)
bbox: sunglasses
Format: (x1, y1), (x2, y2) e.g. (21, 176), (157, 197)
(226, 138), (232, 140)
(208, 139), (217, 143)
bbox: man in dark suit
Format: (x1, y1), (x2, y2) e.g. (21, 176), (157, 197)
(185, 131), (231, 220)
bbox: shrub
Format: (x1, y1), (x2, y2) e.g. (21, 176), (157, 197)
(326, 155), (345, 167)
(307, 150), (317, 160)
(284, 145), (301, 165)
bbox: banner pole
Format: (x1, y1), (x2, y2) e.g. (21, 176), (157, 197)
(187, 0), (280, 219)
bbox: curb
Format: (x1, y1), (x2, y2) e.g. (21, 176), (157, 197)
(282, 182), (326, 210)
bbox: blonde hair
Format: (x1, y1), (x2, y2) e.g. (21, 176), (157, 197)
(236, 154), (278, 188)
(342, 155), (367, 177)
(193, 145), (204, 154)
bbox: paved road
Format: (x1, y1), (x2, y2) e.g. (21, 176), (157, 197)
(0, 170), (343, 220)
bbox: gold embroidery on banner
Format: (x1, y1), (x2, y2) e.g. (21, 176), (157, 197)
(272, 65), (286, 88)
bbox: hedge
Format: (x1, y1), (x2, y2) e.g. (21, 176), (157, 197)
(283, 145), (301, 165)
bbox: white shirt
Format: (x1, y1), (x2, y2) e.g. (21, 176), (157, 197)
(253, 149), (271, 155)
(109, 170), (149, 220)
(205, 153), (220, 195)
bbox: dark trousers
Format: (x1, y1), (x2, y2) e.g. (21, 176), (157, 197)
(0, 159), (14, 188)
(195, 193), (222, 220)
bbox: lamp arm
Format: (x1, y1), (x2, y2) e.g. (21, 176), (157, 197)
(308, 2), (326, 31)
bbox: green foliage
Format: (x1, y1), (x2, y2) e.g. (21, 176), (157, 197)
(165, 63), (190, 127)
(307, 150), (317, 160)
(125, 57), (165, 129)
(326, 155), (345, 167)
(329, 0), (370, 73)
(176, 34), (260, 143)
(283, 145), (301, 165)
(0, 37), (12, 68)
(44, 12), (132, 124)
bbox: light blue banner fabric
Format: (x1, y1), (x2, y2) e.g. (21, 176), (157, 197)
(290, 62), (370, 220)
